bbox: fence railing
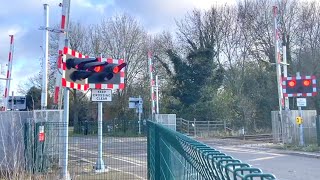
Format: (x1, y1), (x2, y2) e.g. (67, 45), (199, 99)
(177, 118), (227, 136)
(147, 121), (277, 180)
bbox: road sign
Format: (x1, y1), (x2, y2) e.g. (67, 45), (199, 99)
(91, 89), (112, 102)
(38, 125), (45, 142)
(129, 97), (141, 108)
(8, 96), (26, 110)
(296, 116), (303, 125)
(129, 97), (143, 113)
(297, 98), (307, 107)
(129, 97), (143, 134)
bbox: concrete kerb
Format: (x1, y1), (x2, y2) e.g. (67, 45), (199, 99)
(279, 150), (320, 159)
(197, 138), (320, 159)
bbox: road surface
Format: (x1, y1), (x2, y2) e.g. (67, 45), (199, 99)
(198, 138), (320, 180)
(68, 136), (147, 179)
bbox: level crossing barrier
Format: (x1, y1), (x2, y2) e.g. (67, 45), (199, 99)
(147, 121), (277, 180)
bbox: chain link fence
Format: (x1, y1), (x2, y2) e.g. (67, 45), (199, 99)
(177, 118), (227, 137)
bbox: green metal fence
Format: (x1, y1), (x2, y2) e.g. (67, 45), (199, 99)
(24, 121), (62, 174)
(147, 121), (277, 180)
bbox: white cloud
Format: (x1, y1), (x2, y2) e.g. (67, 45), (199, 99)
(0, 0), (221, 95)
(0, 0), (250, 96)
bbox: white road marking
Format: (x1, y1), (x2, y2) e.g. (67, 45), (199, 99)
(69, 152), (146, 180)
(247, 156), (279, 162)
(69, 146), (146, 166)
(108, 167), (146, 180)
(217, 146), (285, 156)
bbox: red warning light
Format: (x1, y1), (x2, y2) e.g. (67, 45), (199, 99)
(288, 80), (296, 87)
(303, 80), (311, 86)
(94, 66), (103, 72)
(113, 66), (120, 74)
(112, 63), (126, 74)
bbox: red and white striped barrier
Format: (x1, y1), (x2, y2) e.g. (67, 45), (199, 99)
(53, 0), (70, 106)
(148, 51), (156, 115)
(3, 35), (14, 111)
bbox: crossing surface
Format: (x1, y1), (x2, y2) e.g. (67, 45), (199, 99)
(68, 136), (147, 179)
(199, 138), (320, 180)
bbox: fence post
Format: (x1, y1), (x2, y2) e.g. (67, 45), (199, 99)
(193, 118), (196, 137)
(187, 120), (190, 135)
(154, 125), (160, 180)
(147, 121), (150, 180)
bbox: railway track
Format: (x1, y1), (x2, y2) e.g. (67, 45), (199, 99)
(222, 134), (273, 142)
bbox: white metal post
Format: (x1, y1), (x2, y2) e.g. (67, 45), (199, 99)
(95, 102), (106, 171)
(59, 1), (71, 179)
(11, 91), (14, 111)
(61, 88), (70, 180)
(95, 53), (106, 172)
(274, 6), (284, 113)
(54, 0), (71, 110)
(138, 96), (142, 135)
(148, 52), (155, 120)
(156, 75), (159, 114)
(283, 42), (289, 110)
(298, 105), (304, 146)
(273, 6), (284, 142)
(296, 72), (304, 146)
(282, 36), (291, 144)
(41, 4), (49, 110)
(138, 111), (142, 135)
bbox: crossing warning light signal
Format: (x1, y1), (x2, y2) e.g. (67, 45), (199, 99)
(66, 57), (126, 84)
(288, 80), (296, 87)
(303, 79), (311, 86)
(87, 63), (127, 84)
(282, 76), (317, 97)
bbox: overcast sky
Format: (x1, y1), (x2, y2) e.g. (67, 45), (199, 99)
(0, 0), (236, 96)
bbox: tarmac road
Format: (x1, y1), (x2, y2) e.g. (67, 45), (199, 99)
(198, 138), (320, 180)
(65, 135), (320, 180)
(68, 136), (147, 179)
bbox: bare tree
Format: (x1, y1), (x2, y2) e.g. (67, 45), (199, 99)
(94, 13), (150, 124)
